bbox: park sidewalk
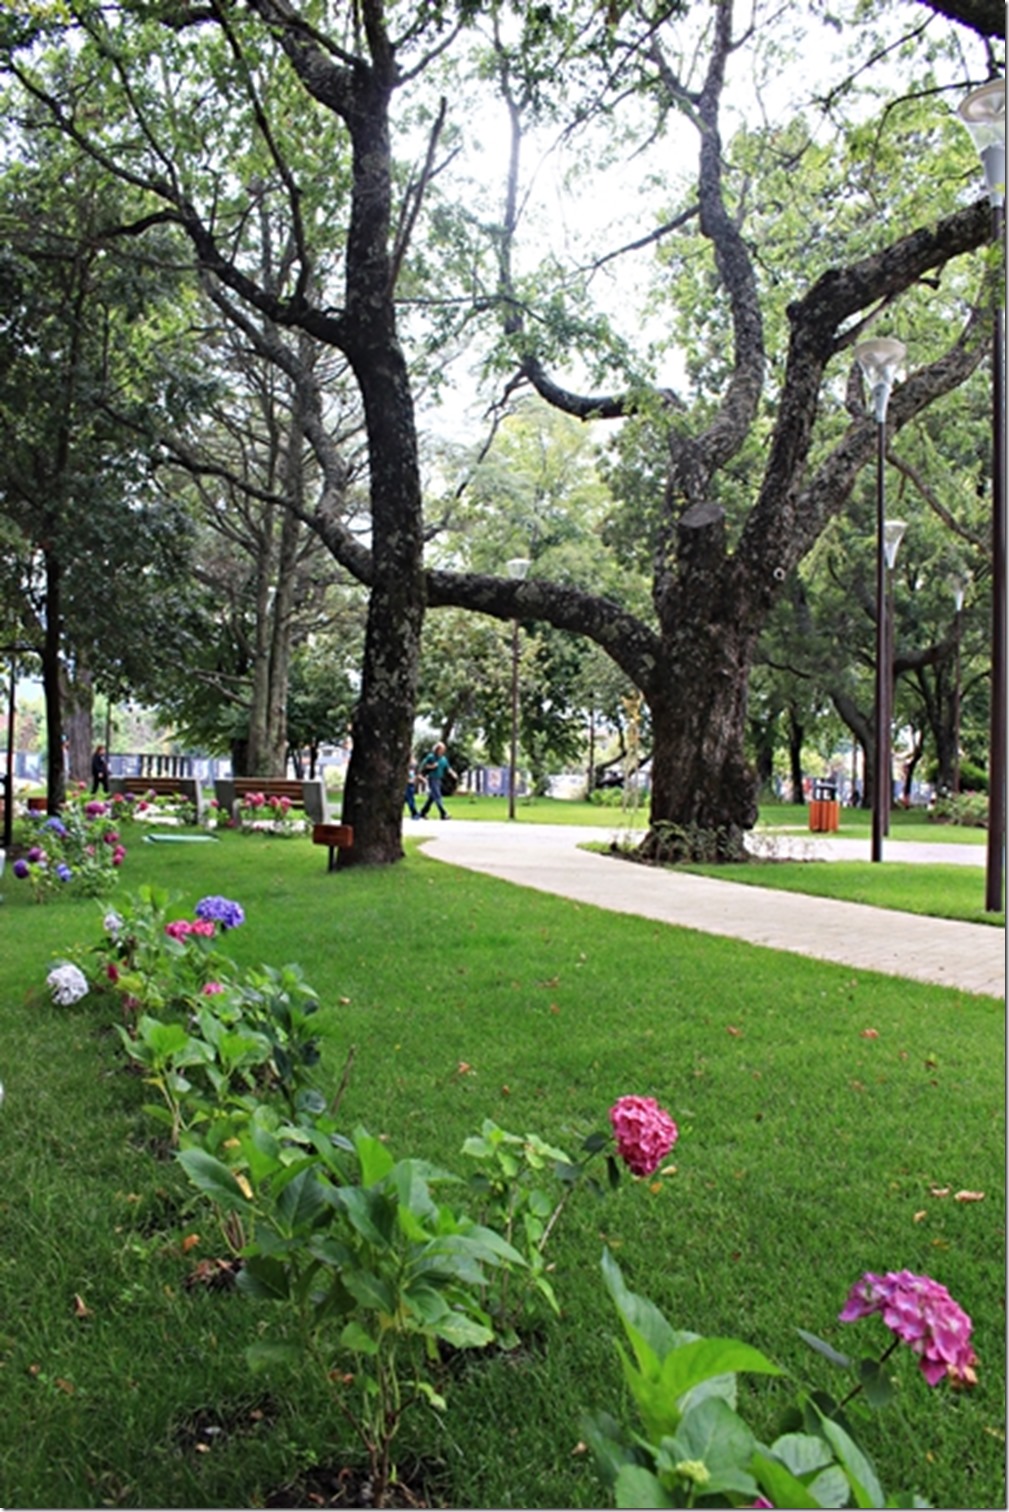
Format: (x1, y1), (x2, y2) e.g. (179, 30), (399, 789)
(416, 820), (1005, 1000)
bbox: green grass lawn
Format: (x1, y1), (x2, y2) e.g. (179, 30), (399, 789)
(680, 860), (1004, 927)
(0, 827), (1004, 1509)
(753, 802), (988, 846)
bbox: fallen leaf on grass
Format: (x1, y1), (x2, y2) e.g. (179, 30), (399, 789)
(571, 1441), (588, 1456)
(913, 1210), (927, 1223)
(860, 1028), (879, 1039)
(929, 1186), (952, 1198)
(54, 1377), (75, 1395)
(954, 1189), (985, 1202)
(456, 1061), (474, 1077)
(72, 1293), (92, 1319)
(181, 1233), (201, 1254)
(726, 1025), (743, 1037)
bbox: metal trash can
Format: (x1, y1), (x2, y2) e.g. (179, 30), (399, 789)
(809, 779), (839, 833)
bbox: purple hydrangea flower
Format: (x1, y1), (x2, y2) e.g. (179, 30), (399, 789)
(27, 846), (46, 865)
(194, 895), (245, 930)
(56, 863), (73, 883)
(13, 858), (29, 879)
(43, 817), (68, 838)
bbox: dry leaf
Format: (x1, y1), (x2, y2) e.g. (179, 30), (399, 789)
(726, 1025), (743, 1036)
(54, 1377), (75, 1395)
(456, 1061), (473, 1076)
(549, 1003), (561, 1014)
(338, 996), (351, 1005)
(954, 1189), (985, 1203)
(930, 1185), (951, 1198)
(181, 1233), (201, 1254)
(501, 1084), (511, 1096)
(235, 1173), (253, 1200)
(660, 1164), (678, 1177)
(72, 1293), (92, 1319)
(648, 1180), (662, 1194)
(913, 1210), (927, 1223)
(860, 1028), (879, 1039)
(571, 1441), (588, 1456)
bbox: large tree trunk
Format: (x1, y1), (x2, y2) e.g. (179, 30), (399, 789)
(335, 95), (425, 868)
(787, 707), (805, 805)
(640, 621), (758, 863)
(41, 551), (66, 812)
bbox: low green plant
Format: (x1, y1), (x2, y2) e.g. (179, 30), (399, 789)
(180, 1120), (526, 1508)
(584, 1249), (979, 1509)
(461, 1101), (677, 1338)
(929, 790), (988, 828)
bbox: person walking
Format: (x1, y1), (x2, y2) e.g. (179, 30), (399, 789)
(418, 742), (456, 820)
(404, 760), (421, 819)
(91, 744), (110, 794)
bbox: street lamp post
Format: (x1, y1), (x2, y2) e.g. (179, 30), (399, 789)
(882, 518), (907, 830)
(855, 336), (906, 863)
(957, 79), (1005, 913)
(947, 572), (970, 794)
(506, 557), (530, 821)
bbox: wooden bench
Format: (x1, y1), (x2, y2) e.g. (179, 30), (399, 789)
(108, 774), (204, 819)
(312, 823), (355, 871)
(214, 777), (329, 824)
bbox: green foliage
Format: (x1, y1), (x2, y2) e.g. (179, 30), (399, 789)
(929, 790), (989, 828)
(583, 1250), (932, 1509)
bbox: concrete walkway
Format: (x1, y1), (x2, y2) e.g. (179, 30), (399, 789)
(414, 819), (1005, 1000)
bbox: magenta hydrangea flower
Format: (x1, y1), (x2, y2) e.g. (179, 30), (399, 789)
(201, 981), (225, 995)
(839, 1269), (978, 1388)
(165, 919), (193, 940)
(609, 1094), (678, 1177)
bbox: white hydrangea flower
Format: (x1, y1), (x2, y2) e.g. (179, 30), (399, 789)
(103, 910), (124, 937)
(46, 963), (89, 1006)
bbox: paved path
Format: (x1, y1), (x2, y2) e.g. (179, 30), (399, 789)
(413, 820), (1005, 1000)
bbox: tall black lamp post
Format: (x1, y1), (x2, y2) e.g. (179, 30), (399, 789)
(882, 518), (907, 830)
(947, 571), (971, 795)
(957, 79), (1005, 913)
(506, 557), (530, 821)
(855, 336), (906, 863)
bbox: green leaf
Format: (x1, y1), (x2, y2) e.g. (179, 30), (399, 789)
(274, 1167), (329, 1237)
(430, 1312), (495, 1349)
(659, 1336), (782, 1404)
(770, 1432), (835, 1477)
(336, 1185), (394, 1247)
(236, 1255), (290, 1300)
(797, 1328), (854, 1370)
(601, 1247), (676, 1376)
(858, 1355), (895, 1409)
(340, 1319), (379, 1356)
(353, 1126), (394, 1186)
(752, 1450), (828, 1509)
(664, 1396), (758, 1496)
(177, 1147), (251, 1211)
(816, 1410), (886, 1509)
(342, 1268), (395, 1314)
(614, 1464), (676, 1509)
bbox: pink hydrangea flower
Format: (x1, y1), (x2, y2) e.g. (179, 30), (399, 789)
(609, 1094), (678, 1177)
(201, 981), (225, 995)
(165, 920), (193, 940)
(189, 919), (216, 938)
(839, 1270), (978, 1388)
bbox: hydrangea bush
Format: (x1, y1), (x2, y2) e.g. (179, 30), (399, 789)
(11, 798), (127, 900)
